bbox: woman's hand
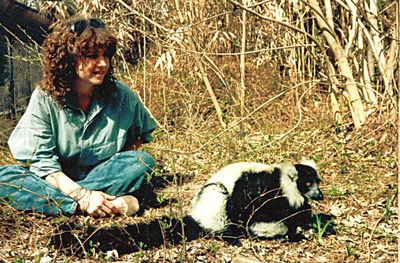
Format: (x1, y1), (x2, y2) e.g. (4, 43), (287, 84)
(45, 171), (132, 217)
(78, 190), (119, 217)
(46, 171), (118, 216)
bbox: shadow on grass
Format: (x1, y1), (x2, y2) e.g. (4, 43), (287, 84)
(50, 165), (336, 256)
(51, 215), (205, 255)
(50, 213), (335, 256)
(51, 171), (204, 256)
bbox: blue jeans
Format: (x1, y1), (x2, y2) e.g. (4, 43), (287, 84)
(0, 151), (155, 215)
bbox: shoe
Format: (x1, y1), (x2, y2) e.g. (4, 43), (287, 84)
(122, 195), (140, 216)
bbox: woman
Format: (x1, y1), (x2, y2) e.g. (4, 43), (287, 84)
(0, 17), (157, 217)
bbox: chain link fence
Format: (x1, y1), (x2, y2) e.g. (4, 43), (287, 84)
(0, 28), (41, 119)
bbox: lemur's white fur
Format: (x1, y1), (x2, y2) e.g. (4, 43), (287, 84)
(191, 162), (313, 233)
(301, 159), (317, 170)
(279, 163), (304, 209)
(191, 184), (228, 232)
(249, 221), (288, 238)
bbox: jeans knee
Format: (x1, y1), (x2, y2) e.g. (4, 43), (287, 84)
(0, 165), (29, 180)
(120, 150), (155, 171)
(136, 151), (156, 171)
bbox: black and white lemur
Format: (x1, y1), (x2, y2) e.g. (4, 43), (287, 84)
(190, 160), (324, 241)
(54, 161), (325, 253)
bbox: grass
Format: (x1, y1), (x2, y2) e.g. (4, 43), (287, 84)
(0, 105), (396, 262)
(0, 62), (397, 262)
(313, 215), (333, 246)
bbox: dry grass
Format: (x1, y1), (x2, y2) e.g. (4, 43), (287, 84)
(0, 77), (397, 262)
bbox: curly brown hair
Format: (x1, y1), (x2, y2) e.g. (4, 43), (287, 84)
(40, 16), (117, 107)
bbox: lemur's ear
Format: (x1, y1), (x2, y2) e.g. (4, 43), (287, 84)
(300, 159), (317, 170)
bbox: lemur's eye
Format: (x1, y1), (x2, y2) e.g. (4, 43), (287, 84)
(306, 181), (312, 187)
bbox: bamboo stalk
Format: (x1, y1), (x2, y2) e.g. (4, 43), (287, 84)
(239, 0), (247, 125)
(189, 38), (227, 129)
(227, 0), (365, 127)
(359, 28), (377, 105)
(308, 0), (366, 128)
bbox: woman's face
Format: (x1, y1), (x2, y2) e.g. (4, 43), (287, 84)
(75, 48), (110, 87)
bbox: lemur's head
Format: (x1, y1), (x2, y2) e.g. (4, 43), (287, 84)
(295, 160), (323, 201)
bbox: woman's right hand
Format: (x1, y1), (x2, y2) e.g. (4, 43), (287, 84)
(78, 190), (119, 216)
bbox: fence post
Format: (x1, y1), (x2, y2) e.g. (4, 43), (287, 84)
(5, 37), (15, 119)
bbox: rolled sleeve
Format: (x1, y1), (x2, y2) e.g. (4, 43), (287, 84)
(119, 83), (157, 144)
(135, 100), (157, 143)
(8, 89), (61, 177)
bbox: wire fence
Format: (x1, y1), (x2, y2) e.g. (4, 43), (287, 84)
(0, 29), (41, 119)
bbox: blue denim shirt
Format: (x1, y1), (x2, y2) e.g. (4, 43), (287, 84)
(8, 81), (157, 178)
